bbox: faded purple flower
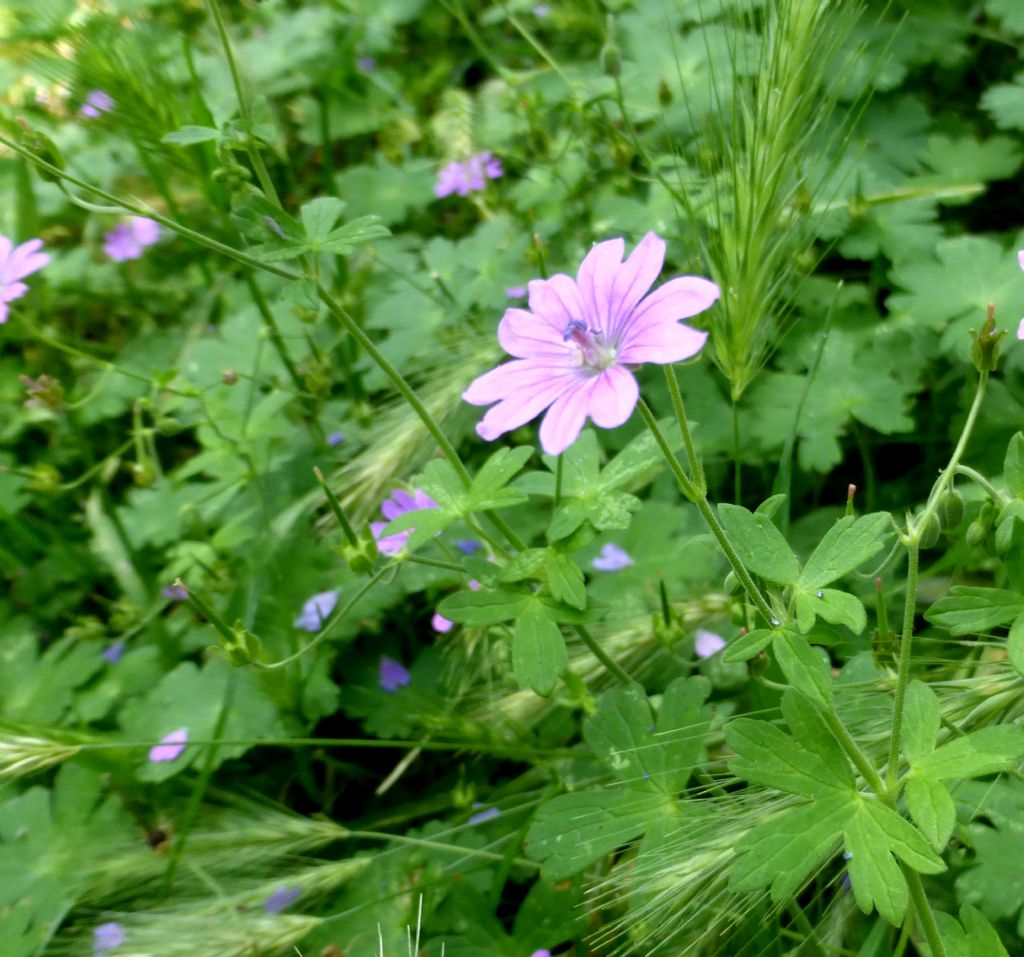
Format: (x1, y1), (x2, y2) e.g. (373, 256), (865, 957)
(468, 805), (501, 825)
(432, 612), (454, 633)
(263, 885), (302, 913)
(327, 431), (346, 446)
(148, 728), (188, 763)
(356, 56), (376, 73)
(463, 232), (719, 454)
(379, 656), (411, 692)
(694, 628), (726, 659)
(0, 236), (49, 325)
(506, 286), (528, 300)
(93, 921), (125, 956)
(81, 89), (114, 118)
(101, 641), (125, 664)
(592, 543), (634, 571)
(370, 488), (440, 555)
(455, 539), (482, 555)
(162, 584), (188, 601)
(532, 4), (551, 16)
(294, 589), (340, 632)
(435, 151), (503, 198)
(103, 217), (161, 262)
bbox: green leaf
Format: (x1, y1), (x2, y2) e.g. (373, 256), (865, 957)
(545, 551), (587, 610)
(731, 792), (855, 899)
(904, 773), (955, 852)
(798, 513), (892, 589)
(299, 196), (347, 240)
(935, 905), (1011, 957)
(379, 507), (454, 552)
(1005, 432), (1024, 498)
(902, 680), (941, 765)
(722, 627), (773, 663)
(526, 788), (665, 880)
(584, 682), (657, 786)
(794, 588), (867, 634)
(411, 459), (465, 512)
(717, 504), (800, 585)
(773, 631), (833, 708)
(318, 215), (390, 253)
(466, 447), (533, 510)
(653, 676), (713, 794)
(512, 600), (568, 696)
(924, 586), (1024, 635)
(1008, 614), (1024, 678)
(726, 718), (852, 797)
(781, 689), (855, 789)
(161, 124), (220, 145)
(913, 724), (1024, 781)
(436, 588), (530, 626)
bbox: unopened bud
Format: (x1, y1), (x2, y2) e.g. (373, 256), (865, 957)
(222, 620), (262, 666)
(724, 571), (741, 596)
(657, 76), (672, 107)
(222, 369), (239, 385)
(130, 461), (157, 487)
(916, 513), (941, 549)
(937, 489), (965, 530)
(600, 42), (621, 77)
(969, 302), (1005, 373)
(965, 518), (987, 548)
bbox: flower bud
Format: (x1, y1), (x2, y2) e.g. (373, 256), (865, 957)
(969, 302), (1005, 373)
(130, 461), (157, 487)
(600, 41), (621, 77)
(937, 489), (965, 530)
(965, 518), (987, 548)
(221, 620), (262, 667)
(222, 369), (239, 385)
(917, 513), (940, 549)
(728, 599), (747, 627)
(724, 571), (741, 596)
(652, 612), (684, 647)
(337, 532), (379, 575)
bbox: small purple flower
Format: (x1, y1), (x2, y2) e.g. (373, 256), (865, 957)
(434, 151), (504, 198)
(356, 56), (376, 73)
(81, 89), (114, 118)
(294, 589), (341, 632)
(505, 286), (528, 300)
(101, 641), (125, 664)
(468, 805), (501, 825)
(263, 885), (302, 914)
(148, 728), (188, 763)
(592, 543), (634, 571)
(103, 217), (162, 262)
(455, 539), (482, 555)
(370, 488), (440, 555)
(532, 4), (551, 16)
(530, 951), (552, 957)
(432, 612), (454, 633)
(0, 236), (49, 325)
(93, 921), (125, 956)
(162, 584), (188, 601)
(463, 233), (718, 455)
(327, 431), (346, 446)
(694, 628), (727, 659)
(379, 656), (411, 692)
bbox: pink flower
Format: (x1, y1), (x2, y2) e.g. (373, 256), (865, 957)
(0, 236), (49, 325)
(149, 727), (188, 762)
(104, 217), (162, 262)
(435, 151), (504, 198)
(463, 232), (719, 455)
(695, 628), (726, 659)
(432, 612), (454, 633)
(370, 488), (440, 555)
(80, 89), (114, 118)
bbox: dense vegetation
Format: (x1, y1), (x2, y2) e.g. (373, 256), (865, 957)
(4, 1), (1024, 955)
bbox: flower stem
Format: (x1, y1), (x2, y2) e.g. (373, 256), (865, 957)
(663, 366), (705, 495)
(636, 398), (777, 626)
(820, 708), (886, 797)
(573, 624), (633, 685)
(953, 464), (1006, 504)
(906, 869), (949, 957)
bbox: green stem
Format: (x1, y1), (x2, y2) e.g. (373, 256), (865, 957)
(663, 365), (705, 494)
(886, 542), (919, 793)
(953, 464), (1007, 504)
(636, 398), (778, 626)
(905, 869), (949, 957)
(820, 709), (887, 798)
(573, 624), (633, 685)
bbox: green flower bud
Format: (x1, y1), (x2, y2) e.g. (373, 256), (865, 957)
(969, 303), (1005, 373)
(600, 41), (621, 77)
(965, 518), (987, 548)
(131, 461), (157, 487)
(724, 571), (741, 596)
(916, 513), (941, 549)
(937, 489), (965, 530)
(652, 612), (684, 647)
(221, 621), (261, 667)
(222, 369), (239, 385)
(338, 532), (379, 575)
(728, 600), (747, 627)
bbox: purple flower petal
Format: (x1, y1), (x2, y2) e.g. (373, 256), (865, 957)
(372, 488), (440, 555)
(505, 286), (527, 299)
(379, 656), (411, 692)
(463, 232), (718, 455)
(81, 89), (114, 118)
(327, 431), (346, 446)
(356, 56), (376, 73)
(1017, 318), (1024, 341)
(104, 218), (161, 262)
(148, 728), (188, 763)
(592, 543), (634, 571)
(431, 612), (453, 633)
(0, 236), (49, 324)
(101, 641), (126, 664)
(468, 805), (501, 825)
(162, 584), (188, 601)
(294, 589), (340, 631)
(455, 539), (482, 555)
(93, 921), (126, 956)
(695, 629), (726, 659)
(529, 951), (552, 957)
(263, 885), (302, 913)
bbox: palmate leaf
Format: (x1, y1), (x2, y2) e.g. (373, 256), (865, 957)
(936, 906), (1011, 957)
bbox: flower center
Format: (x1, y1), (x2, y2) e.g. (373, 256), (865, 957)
(563, 320), (617, 371)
